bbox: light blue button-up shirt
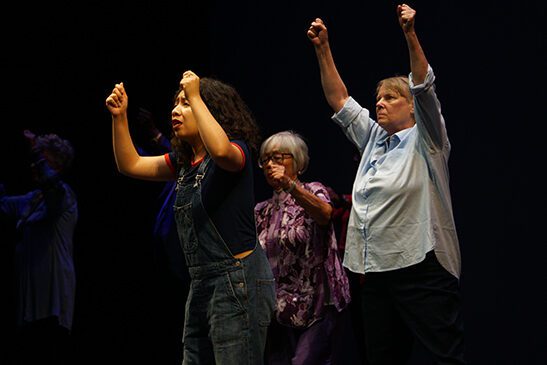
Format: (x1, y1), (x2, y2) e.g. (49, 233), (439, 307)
(332, 66), (461, 278)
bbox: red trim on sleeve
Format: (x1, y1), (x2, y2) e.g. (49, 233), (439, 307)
(231, 142), (246, 171)
(164, 153), (176, 176)
(191, 156), (205, 167)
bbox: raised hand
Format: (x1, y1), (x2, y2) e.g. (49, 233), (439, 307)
(180, 70), (200, 102)
(265, 164), (292, 191)
(307, 18), (329, 47)
(397, 3), (416, 33)
(106, 82), (128, 116)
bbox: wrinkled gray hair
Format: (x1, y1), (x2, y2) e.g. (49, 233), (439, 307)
(259, 130), (309, 175)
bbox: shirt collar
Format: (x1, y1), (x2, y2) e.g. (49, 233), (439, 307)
(377, 126), (414, 147)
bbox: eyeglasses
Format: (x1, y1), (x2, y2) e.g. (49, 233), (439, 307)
(258, 153), (293, 168)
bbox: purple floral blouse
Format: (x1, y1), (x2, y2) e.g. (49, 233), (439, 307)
(255, 181), (351, 328)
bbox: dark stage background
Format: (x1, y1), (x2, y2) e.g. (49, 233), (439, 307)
(1, 1), (545, 364)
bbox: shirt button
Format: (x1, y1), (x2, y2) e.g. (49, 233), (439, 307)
(238, 282), (245, 288)
(235, 261), (241, 266)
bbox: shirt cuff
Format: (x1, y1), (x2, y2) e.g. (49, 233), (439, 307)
(231, 142), (246, 171)
(409, 64), (435, 95)
(164, 153), (176, 175)
(331, 97), (364, 128)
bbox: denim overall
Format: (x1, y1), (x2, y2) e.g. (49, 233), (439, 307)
(174, 156), (275, 365)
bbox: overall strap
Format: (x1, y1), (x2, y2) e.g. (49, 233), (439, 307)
(194, 155), (211, 187)
(175, 164), (187, 192)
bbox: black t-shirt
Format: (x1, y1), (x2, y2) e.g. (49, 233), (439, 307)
(167, 140), (257, 255)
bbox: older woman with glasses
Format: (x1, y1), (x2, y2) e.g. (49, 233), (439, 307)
(255, 130), (351, 365)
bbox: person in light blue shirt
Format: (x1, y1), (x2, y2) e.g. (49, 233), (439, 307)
(307, 4), (465, 364)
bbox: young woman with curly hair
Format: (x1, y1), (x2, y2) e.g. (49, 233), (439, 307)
(106, 70), (275, 365)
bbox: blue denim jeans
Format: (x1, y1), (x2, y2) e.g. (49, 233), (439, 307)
(174, 156), (275, 364)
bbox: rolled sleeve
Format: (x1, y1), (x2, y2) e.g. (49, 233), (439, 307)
(409, 65), (435, 95)
(332, 97), (365, 128)
(409, 65), (448, 151)
(332, 97), (376, 152)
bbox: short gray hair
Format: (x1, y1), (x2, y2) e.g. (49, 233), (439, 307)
(259, 130), (309, 174)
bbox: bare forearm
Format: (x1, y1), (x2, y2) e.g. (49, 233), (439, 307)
(192, 98), (232, 155)
(289, 183), (332, 226)
(189, 97), (242, 171)
(405, 31), (428, 85)
(112, 113), (140, 175)
(315, 45), (349, 113)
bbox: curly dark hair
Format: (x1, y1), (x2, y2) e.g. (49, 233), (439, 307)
(170, 77), (261, 167)
(33, 134), (75, 173)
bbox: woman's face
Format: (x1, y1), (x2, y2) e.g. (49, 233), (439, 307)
(375, 85), (414, 133)
(171, 90), (199, 142)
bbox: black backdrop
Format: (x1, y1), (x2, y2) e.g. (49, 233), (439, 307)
(1, 1), (545, 364)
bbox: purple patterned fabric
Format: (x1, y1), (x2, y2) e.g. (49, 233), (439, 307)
(255, 181), (351, 328)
